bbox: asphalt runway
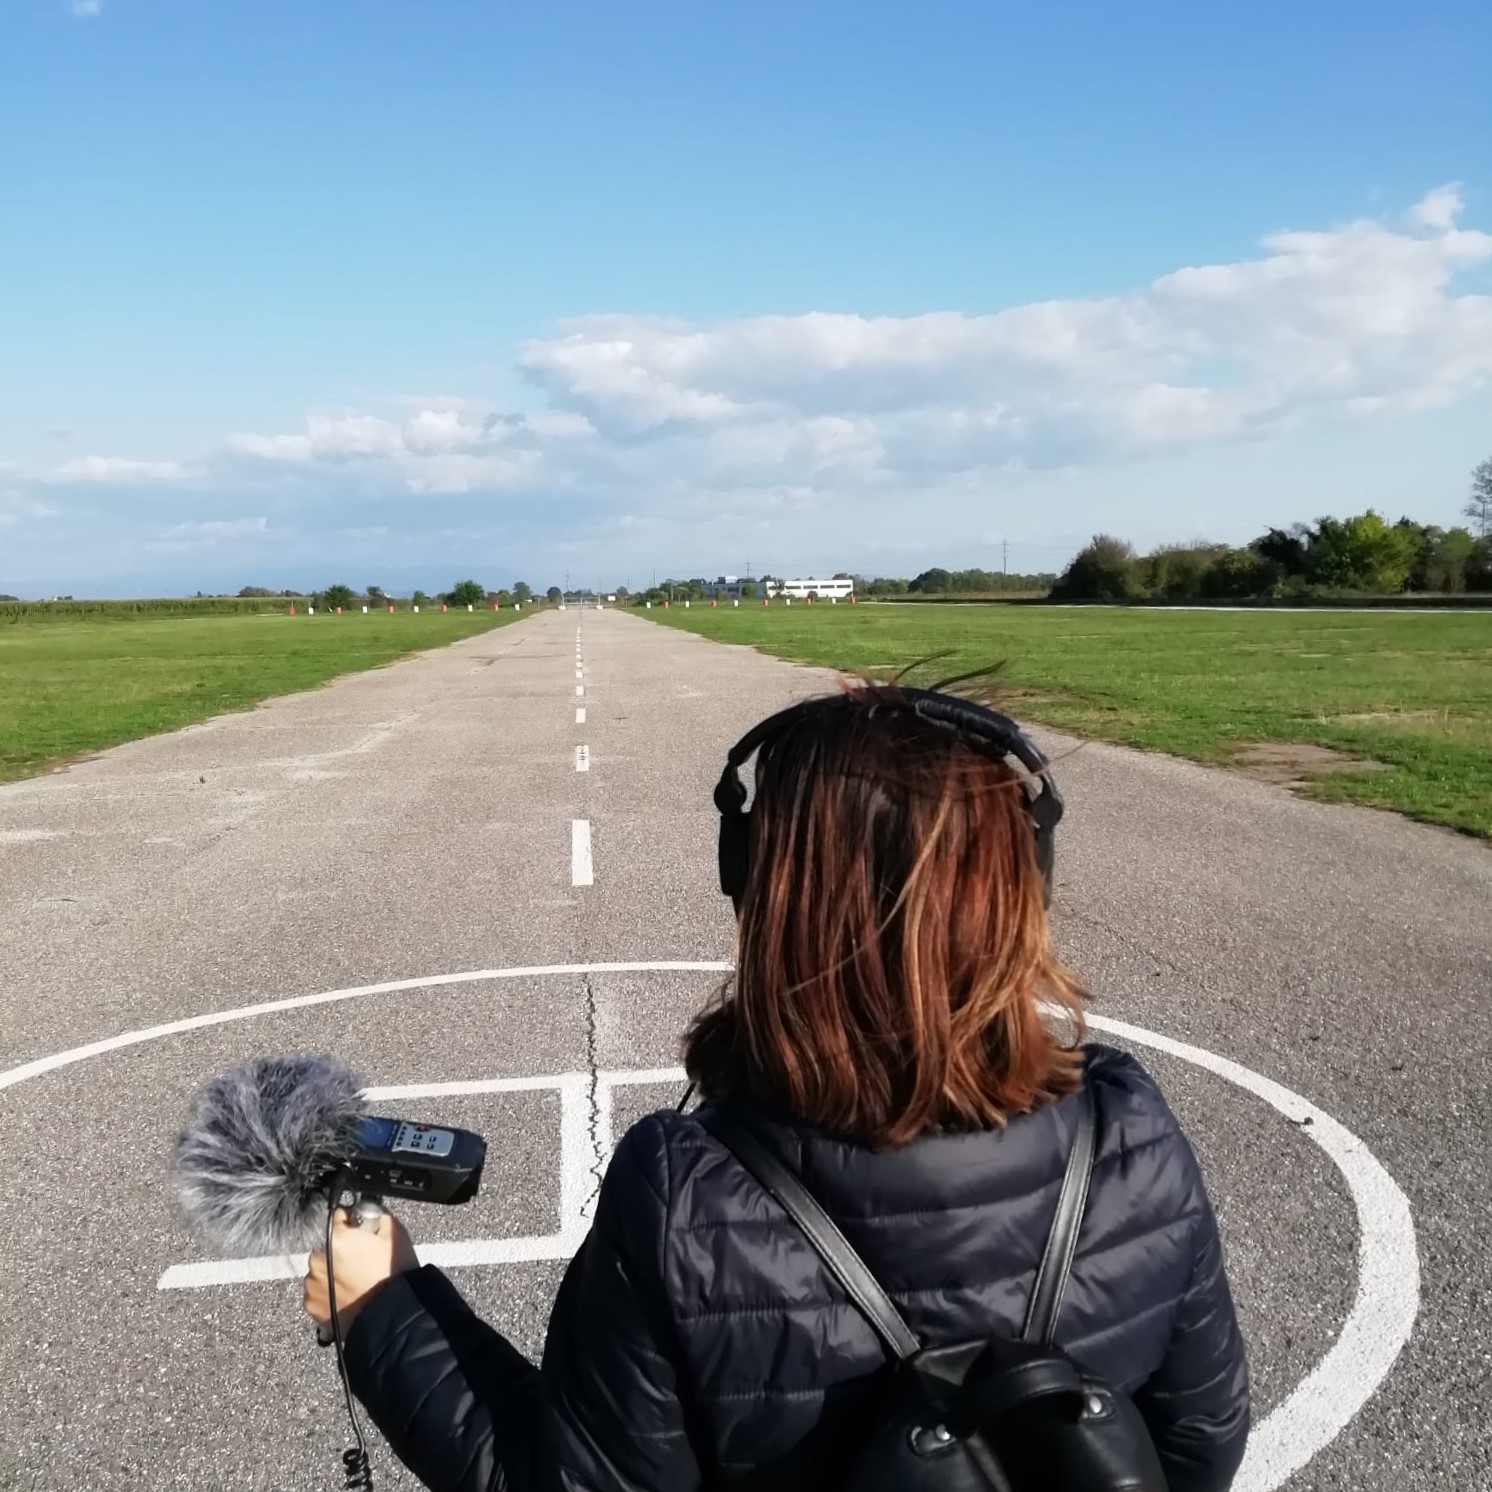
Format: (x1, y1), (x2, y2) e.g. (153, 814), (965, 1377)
(1, 606), (1488, 1492)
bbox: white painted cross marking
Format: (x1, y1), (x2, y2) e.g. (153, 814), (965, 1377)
(0, 955), (1414, 1492)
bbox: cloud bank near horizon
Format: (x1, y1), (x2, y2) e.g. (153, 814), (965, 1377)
(8, 189), (1491, 584)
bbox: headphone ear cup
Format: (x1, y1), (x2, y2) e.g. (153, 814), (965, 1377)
(1034, 824), (1055, 908)
(718, 810), (750, 911)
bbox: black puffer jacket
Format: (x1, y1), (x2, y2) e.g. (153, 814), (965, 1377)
(345, 1045), (1249, 1492)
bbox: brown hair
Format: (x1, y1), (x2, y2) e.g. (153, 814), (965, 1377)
(684, 681), (1087, 1149)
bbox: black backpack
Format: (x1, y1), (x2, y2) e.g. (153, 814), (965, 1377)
(703, 1082), (1169, 1492)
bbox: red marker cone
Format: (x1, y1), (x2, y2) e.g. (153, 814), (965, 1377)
(289, 603), (296, 615)
(388, 603), (394, 613)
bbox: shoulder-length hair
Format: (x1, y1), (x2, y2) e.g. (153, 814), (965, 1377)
(684, 681), (1087, 1149)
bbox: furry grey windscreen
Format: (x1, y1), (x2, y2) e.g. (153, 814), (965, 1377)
(171, 1055), (366, 1255)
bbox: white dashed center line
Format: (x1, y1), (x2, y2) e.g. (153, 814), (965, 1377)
(576, 707), (586, 724)
(570, 820), (594, 886)
(576, 684), (584, 697)
(575, 745), (590, 773)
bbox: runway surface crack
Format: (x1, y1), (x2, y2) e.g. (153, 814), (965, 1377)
(582, 971), (605, 1215)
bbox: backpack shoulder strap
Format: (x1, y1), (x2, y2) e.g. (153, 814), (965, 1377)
(1021, 1075), (1099, 1347)
(701, 1109), (922, 1362)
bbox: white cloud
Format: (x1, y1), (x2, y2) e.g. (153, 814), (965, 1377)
(66, 0), (101, 15)
(227, 412), (403, 463)
(519, 194), (1492, 469)
(20, 190), (1490, 575)
(0, 495), (62, 522)
(403, 450), (543, 494)
(224, 405), (549, 490)
(157, 517), (268, 544)
(1409, 184), (1465, 232)
(224, 432), (315, 462)
(523, 410), (596, 439)
(51, 456), (194, 483)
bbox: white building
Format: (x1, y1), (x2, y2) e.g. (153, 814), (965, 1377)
(767, 576), (854, 600)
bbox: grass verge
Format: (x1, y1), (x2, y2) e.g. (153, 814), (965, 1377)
(1, 609), (522, 783)
(645, 603), (1492, 837)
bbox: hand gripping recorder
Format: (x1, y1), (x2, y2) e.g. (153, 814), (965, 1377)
(172, 1058), (488, 1484)
(320, 1112), (486, 1349)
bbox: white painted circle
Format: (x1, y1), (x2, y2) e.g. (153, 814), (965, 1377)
(0, 961), (1417, 1492)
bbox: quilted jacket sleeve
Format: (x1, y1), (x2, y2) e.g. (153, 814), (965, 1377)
(1133, 1163), (1252, 1492)
(342, 1119), (699, 1492)
(342, 1262), (544, 1492)
(538, 1121), (702, 1492)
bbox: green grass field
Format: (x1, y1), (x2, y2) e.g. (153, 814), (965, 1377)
(0, 608), (520, 783)
(648, 603), (1492, 837)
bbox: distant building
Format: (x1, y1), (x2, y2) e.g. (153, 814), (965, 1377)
(767, 576), (854, 600)
(700, 574), (854, 600)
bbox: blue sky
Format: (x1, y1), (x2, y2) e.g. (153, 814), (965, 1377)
(2, 0), (1489, 596)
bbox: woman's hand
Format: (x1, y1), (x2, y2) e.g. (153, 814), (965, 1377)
(303, 1208), (419, 1332)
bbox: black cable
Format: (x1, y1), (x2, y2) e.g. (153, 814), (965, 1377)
(325, 1183), (375, 1490)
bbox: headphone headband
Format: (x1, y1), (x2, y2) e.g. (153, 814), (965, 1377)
(714, 687), (1064, 908)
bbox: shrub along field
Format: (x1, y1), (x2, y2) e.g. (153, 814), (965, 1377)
(1, 596), (311, 622)
(647, 602), (1492, 837)
(0, 608), (519, 783)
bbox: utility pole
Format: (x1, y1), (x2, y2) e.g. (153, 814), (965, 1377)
(1002, 537), (1008, 575)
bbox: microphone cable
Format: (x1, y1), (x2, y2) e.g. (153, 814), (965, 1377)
(324, 1179), (375, 1490)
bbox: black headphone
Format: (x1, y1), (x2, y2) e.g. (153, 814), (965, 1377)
(713, 688), (1065, 912)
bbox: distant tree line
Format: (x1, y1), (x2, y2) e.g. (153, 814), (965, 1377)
(897, 568), (1056, 595)
(1053, 461), (1492, 603)
(235, 579), (547, 608)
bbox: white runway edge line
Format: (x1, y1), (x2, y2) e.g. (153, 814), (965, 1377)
(0, 965), (1416, 1492)
(570, 819), (594, 885)
(575, 745), (590, 773)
